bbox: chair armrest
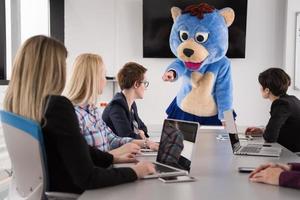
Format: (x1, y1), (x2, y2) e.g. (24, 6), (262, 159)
(45, 191), (79, 200)
(295, 152), (300, 156)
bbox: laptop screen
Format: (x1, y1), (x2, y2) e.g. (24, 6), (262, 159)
(223, 109), (238, 133)
(156, 119), (199, 171)
(228, 133), (241, 152)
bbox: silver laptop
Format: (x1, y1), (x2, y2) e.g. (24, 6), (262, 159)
(224, 109), (282, 157)
(143, 119), (199, 179)
(228, 133), (281, 157)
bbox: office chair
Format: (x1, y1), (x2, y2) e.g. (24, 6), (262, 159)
(0, 110), (79, 200)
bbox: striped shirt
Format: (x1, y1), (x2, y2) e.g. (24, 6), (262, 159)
(74, 104), (133, 151)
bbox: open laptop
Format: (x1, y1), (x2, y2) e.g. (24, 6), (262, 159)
(228, 133), (282, 157)
(224, 109), (282, 157)
(143, 119), (199, 179)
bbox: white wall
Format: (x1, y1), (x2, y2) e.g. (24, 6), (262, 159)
(65, 0), (295, 127)
(65, 0), (118, 102)
(20, 0), (49, 43)
(284, 0), (300, 98)
(3, 0), (49, 82)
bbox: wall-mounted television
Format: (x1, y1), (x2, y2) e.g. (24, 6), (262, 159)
(143, 0), (248, 58)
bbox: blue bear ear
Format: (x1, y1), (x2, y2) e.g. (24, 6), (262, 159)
(171, 7), (182, 22)
(219, 7), (235, 27)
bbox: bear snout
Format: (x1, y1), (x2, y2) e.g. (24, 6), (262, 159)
(183, 48), (194, 57)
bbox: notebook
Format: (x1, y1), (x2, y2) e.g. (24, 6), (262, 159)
(143, 119), (199, 179)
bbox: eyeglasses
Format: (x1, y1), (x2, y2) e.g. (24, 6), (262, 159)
(140, 80), (149, 88)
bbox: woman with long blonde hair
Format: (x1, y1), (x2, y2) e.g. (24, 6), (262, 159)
(4, 35), (66, 122)
(66, 54), (158, 157)
(4, 35), (155, 194)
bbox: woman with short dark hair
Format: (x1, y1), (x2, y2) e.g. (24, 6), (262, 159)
(247, 68), (300, 189)
(102, 62), (150, 139)
(246, 68), (300, 152)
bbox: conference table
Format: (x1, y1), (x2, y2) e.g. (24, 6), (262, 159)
(79, 127), (300, 200)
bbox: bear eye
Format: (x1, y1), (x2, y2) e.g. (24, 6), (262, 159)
(179, 30), (189, 42)
(195, 32), (209, 43)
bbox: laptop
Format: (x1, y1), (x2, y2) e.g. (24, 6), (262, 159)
(224, 110), (282, 157)
(228, 133), (282, 157)
(143, 119), (199, 179)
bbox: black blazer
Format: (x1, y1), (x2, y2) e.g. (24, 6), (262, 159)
(42, 95), (137, 194)
(102, 92), (148, 139)
(263, 94), (300, 152)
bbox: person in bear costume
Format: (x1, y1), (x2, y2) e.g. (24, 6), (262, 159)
(162, 3), (235, 125)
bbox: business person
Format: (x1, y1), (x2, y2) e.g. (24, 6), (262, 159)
(66, 53), (158, 156)
(102, 62), (150, 139)
(4, 35), (155, 194)
(249, 162), (300, 189)
(246, 68), (300, 152)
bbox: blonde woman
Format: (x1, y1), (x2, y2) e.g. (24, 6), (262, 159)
(66, 54), (158, 157)
(4, 35), (155, 194)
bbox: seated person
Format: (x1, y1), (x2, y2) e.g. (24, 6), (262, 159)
(66, 54), (158, 157)
(4, 35), (155, 194)
(102, 62), (150, 139)
(246, 68), (300, 152)
(249, 162), (300, 189)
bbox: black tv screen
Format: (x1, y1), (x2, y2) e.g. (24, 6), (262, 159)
(143, 0), (248, 58)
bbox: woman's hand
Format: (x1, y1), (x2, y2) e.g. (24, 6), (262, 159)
(137, 129), (147, 140)
(110, 143), (141, 157)
(113, 153), (137, 164)
(132, 139), (159, 151)
(249, 163), (291, 178)
(131, 161), (156, 178)
(249, 162), (291, 186)
(249, 167), (284, 186)
(147, 140), (159, 151)
(245, 127), (263, 136)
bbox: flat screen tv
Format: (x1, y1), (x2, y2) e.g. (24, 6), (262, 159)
(143, 0), (248, 58)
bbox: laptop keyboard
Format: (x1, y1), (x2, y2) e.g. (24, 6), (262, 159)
(240, 146), (262, 153)
(154, 163), (176, 173)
